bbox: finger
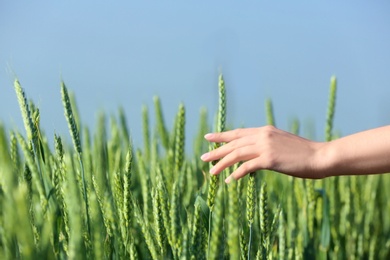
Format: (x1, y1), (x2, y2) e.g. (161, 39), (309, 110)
(204, 128), (258, 143)
(201, 137), (255, 162)
(225, 159), (262, 183)
(210, 145), (259, 175)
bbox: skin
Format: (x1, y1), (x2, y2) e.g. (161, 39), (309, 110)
(200, 125), (390, 184)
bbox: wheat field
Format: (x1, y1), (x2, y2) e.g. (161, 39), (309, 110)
(0, 75), (389, 259)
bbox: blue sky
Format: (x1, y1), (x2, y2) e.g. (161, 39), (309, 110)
(1, 1), (390, 148)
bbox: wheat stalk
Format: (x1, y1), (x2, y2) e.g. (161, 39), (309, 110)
(61, 81), (90, 237)
(123, 147), (133, 248)
(16, 132), (47, 210)
(260, 182), (269, 259)
(325, 76), (337, 142)
(14, 80), (46, 193)
(170, 181), (181, 256)
(278, 210), (285, 260)
(246, 173), (256, 259)
(118, 106), (130, 147)
(142, 105), (151, 161)
(190, 201), (206, 260)
(154, 96), (170, 149)
(14, 79), (34, 141)
(265, 98), (275, 126)
(207, 73), (227, 255)
(152, 186), (167, 256)
(227, 179), (240, 259)
(174, 103), (186, 174)
(209, 185), (226, 260)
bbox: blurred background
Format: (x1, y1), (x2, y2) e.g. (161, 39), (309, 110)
(1, 1), (390, 149)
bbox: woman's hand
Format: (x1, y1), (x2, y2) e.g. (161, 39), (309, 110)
(201, 125), (327, 183)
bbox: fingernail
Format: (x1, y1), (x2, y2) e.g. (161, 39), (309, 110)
(200, 153), (209, 161)
(225, 176), (232, 184)
(210, 166), (216, 174)
(204, 133), (213, 139)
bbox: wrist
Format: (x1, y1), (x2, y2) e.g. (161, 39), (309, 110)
(312, 141), (338, 179)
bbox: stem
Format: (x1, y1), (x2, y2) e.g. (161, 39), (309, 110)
(78, 154), (91, 236)
(208, 210), (213, 258)
(31, 140), (46, 196)
(248, 223), (253, 260)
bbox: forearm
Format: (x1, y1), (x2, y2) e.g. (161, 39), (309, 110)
(319, 125), (390, 177)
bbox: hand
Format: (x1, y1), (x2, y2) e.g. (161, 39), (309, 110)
(200, 125), (327, 183)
